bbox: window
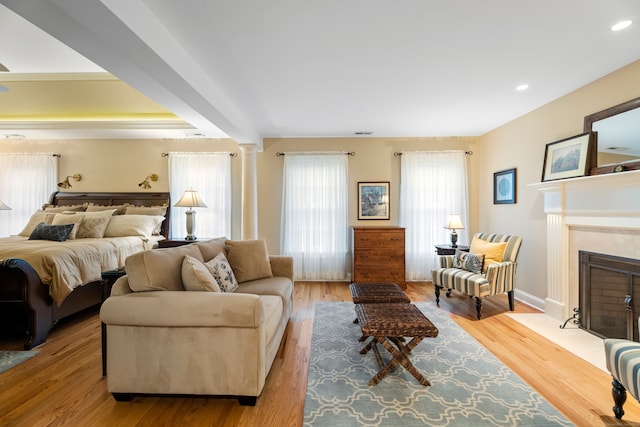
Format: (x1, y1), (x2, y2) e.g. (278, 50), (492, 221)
(281, 153), (349, 280)
(0, 153), (57, 237)
(168, 153), (232, 239)
(399, 151), (469, 280)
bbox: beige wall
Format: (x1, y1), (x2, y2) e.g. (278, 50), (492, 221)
(257, 136), (479, 254)
(478, 59), (640, 304)
(0, 138), (243, 239)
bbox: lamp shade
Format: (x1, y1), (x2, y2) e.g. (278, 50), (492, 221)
(174, 189), (207, 208)
(444, 214), (464, 230)
(0, 199), (11, 210)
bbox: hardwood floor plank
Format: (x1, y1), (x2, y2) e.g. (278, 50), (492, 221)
(2, 281), (640, 426)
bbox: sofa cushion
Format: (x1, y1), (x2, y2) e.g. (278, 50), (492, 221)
(453, 250), (484, 274)
(236, 276), (293, 308)
(470, 237), (507, 271)
(195, 237), (228, 262)
(205, 252), (239, 292)
(182, 255), (221, 292)
(126, 244), (203, 292)
(225, 239), (273, 283)
(260, 295), (284, 346)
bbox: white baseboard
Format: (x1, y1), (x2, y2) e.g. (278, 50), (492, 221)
(514, 289), (545, 312)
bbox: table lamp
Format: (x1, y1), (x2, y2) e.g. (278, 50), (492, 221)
(444, 214), (464, 247)
(174, 189), (207, 240)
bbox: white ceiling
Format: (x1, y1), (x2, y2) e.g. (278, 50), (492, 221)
(1, 0), (639, 147)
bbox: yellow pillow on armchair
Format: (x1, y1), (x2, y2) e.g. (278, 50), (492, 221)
(469, 237), (507, 271)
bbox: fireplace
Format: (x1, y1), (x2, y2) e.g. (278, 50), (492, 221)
(532, 170), (640, 322)
(579, 251), (640, 340)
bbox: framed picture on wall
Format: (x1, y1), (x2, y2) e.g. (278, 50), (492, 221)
(358, 182), (390, 220)
(541, 132), (597, 182)
(493, 168), (516, 204)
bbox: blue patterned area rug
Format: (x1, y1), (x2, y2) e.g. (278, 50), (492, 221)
(303, 302), (572, 427)
(0, 350), (39, 374)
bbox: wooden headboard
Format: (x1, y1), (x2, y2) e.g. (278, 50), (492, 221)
(48, 191), (172, 238)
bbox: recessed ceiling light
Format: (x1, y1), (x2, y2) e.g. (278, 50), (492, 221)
(611, 20), (632, 31)
(516, 84), (529, 91)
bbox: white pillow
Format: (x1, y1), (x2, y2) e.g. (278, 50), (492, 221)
(18, 210), (57, 237)
(51, 213), (84, 239)
(104, 214), (164, 238)
(181, 255), (221, 292)
(204, 252), (239, 293)
(63, 209), (116, 239)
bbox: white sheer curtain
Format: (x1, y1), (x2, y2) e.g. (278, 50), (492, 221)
(281, 153), (349, 280)
(399, 151), (469, 280)
(168, 152), (231, 239)
(0, 153), (57, 237)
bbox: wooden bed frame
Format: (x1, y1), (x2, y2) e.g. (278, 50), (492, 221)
(0, 191), (171, 350)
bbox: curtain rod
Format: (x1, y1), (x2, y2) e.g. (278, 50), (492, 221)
(161, 152), (237, 157)
(393, 150), (473, 156)
(276, 151), (355, 157)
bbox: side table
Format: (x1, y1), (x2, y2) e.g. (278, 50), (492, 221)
(157, 238), (209, 248)
(434, 244), (469, 256)
(101, 267), (126, 376)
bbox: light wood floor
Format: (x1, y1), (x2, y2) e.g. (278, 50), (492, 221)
(1, 281), (640, 427)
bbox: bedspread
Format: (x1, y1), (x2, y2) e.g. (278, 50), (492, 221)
(0, 236), (160, 305)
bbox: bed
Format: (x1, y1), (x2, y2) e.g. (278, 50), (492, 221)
(0, 191), (171, 350)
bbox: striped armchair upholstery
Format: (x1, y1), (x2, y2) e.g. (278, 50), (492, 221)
(604, 328), (640, 419)
(431, 233), (522, 319)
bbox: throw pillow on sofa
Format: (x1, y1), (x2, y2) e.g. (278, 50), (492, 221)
(182, 255), (221, 292)
(452, 250), (484, 274)
(469, 237), (507, 272)
(206, 252), (239, 292)
(225, 239), (273, 283)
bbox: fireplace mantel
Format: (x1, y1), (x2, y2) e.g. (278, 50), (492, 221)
(530, 170), (640, 320)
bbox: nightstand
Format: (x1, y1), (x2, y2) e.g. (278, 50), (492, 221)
(157, 238), (208, 248)
(434, 244), (469, 256)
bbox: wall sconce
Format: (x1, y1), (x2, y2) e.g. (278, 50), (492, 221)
(444, 214), (465, 248)
(57, 174), (81, 189)
(138, 174), (158, 189)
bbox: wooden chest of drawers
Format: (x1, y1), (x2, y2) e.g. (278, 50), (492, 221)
(351, 226), (405, 288)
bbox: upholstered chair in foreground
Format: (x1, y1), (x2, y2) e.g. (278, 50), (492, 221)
(431, 233), (522, 319)
(604, 326), (640, 419)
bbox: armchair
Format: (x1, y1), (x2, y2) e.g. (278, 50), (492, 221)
(431, 233), (522, 319)
(604, 323), (640, 419)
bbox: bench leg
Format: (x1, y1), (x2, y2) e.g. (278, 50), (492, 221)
(368, 336), (430, 387)
(612, 377), (627, 419)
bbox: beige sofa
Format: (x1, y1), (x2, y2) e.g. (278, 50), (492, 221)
(99, 237), (293, 406)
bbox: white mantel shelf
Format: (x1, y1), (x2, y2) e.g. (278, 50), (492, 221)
(529, 169), (640, 321)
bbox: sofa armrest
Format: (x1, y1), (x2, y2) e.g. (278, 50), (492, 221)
(100, 291), (265, 328)
(485, 261), (517, 283)
(269, 255), (294, 281)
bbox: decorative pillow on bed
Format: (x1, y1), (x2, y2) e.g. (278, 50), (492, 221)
(205, 252), (239, 292)
(28, 222), (75, 242)
(104, 214), (165, 238)
(181, 255), (221, 292)
(51, 213), (84, 239)
(18, 210), (57, 237)
(125, 205), (167, 235)
(86, 203), (128, 215)
(75, 210), (116, 238)
(42, 204), (86, 213)
(225, 239), (273, 283)
(452, 249), (485, 274)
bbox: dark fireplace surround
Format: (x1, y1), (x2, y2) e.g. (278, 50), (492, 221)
(579, 251), (640, 340)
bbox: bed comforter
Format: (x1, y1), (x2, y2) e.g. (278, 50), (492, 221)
(0, 236), (160, 305)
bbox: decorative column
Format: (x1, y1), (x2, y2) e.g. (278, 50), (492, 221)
(545, 213), (569, 320)
(239, 144), (258, 240)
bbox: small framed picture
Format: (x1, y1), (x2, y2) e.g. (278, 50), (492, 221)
(541, 132), (597, 182)
(358, 182), (390, 220)
(493, 168), (516, 204)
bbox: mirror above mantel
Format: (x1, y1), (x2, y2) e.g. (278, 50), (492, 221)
(584, 96), (640, 175)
